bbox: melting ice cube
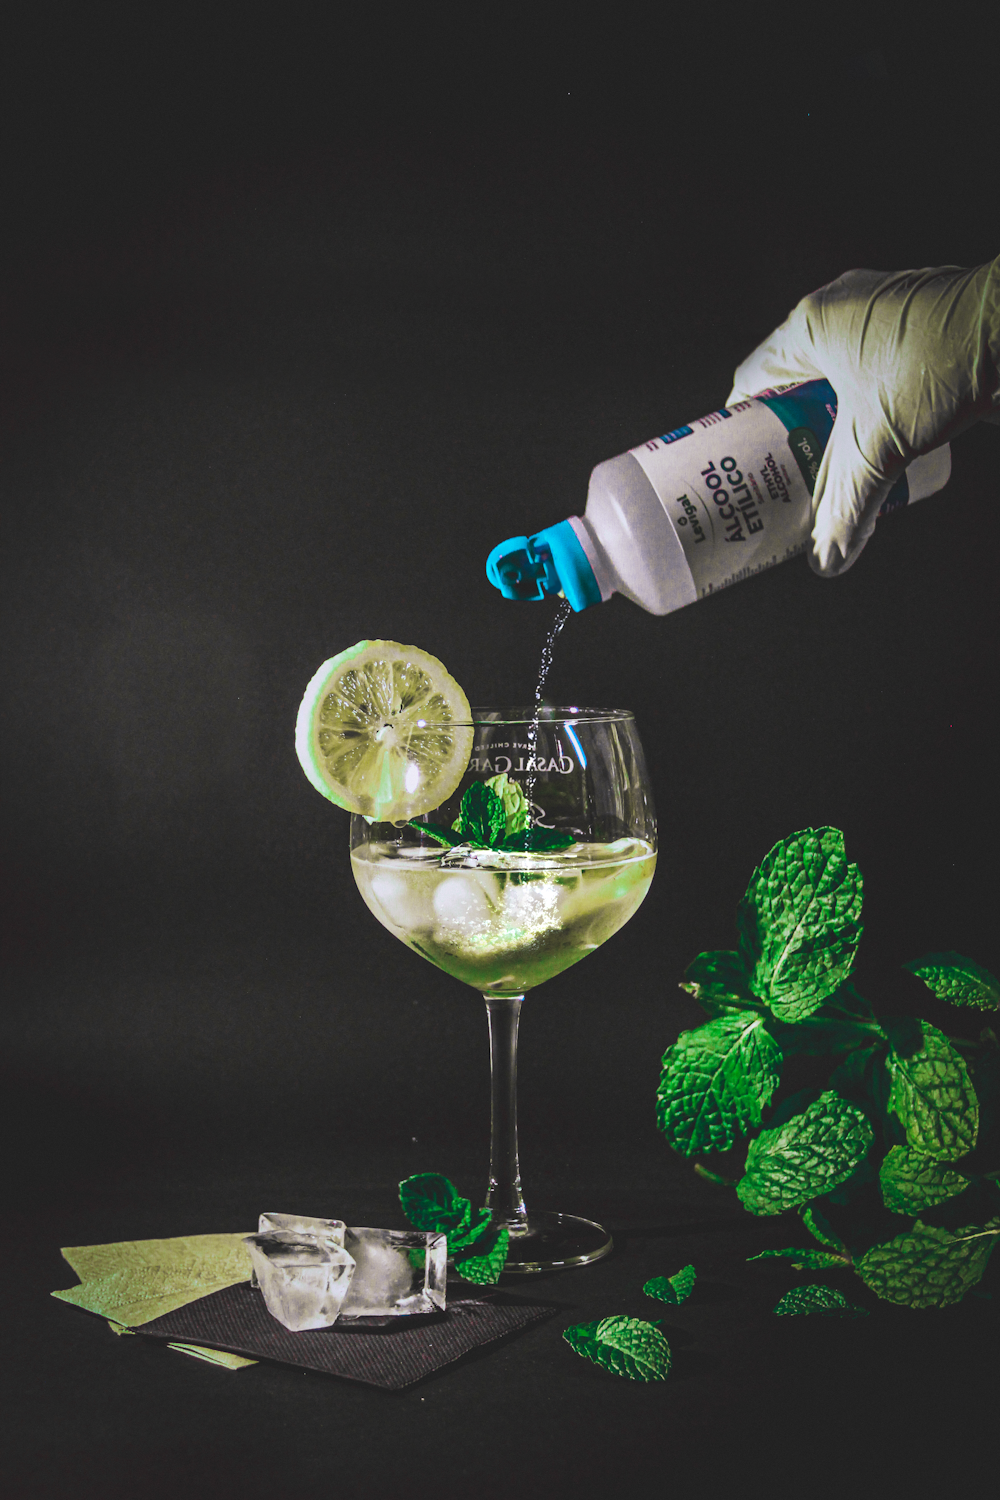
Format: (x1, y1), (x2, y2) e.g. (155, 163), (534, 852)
(339, 1228), (446, 1318)
(243, 1231), (356, 1332)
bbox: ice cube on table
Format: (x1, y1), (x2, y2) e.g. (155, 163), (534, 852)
(339, 1228), (446, 1318)
(250, 1212), (346, 1286)
(243, 1231), (356, 1332)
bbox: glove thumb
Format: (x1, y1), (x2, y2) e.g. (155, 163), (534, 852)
(808, 408), (904, 577)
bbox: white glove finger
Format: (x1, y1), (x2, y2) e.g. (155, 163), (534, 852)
(726, 313), (825, 404)
(808, 410), (902, 577)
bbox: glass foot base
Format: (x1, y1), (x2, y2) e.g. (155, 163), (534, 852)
(498, 1211), (613, 1274)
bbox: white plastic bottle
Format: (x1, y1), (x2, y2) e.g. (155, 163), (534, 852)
(486, 379), (951, 614)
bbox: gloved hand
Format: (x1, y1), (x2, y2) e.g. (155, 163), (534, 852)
(726, 254), (1000, 575)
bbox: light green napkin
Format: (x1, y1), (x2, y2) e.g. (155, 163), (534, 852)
(53, 1231), (258, 1371)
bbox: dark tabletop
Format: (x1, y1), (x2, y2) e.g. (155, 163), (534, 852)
(3, 11), (998, 1497)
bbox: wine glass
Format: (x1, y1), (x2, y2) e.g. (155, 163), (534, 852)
(350, 706), (657, 1272)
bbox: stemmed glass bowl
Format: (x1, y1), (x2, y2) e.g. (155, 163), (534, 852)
(350, 707), (656, 1272)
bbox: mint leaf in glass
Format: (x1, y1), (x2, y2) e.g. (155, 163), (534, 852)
(563, 1316), (672, 1381)
(886, 1020), (978, 1161)
(656, 1014), (782, 1157)
(680, 951), (756, 1015)
(498, 828), (574, 853)
(736, 828), (863, 1022)
(643, 1265), (696, 1304)
(903, 952), (1000, 1011)
(857, 1218), (1000, 1308)
(483, 772), (529, 838)
(748, 1248), (851, 1269)
(737, 1090), (874, 1215)
(879, 1145), (970, 1215)
(773, 1284), (868, 1317)
(452, 782), (506, 847)
(407, 821), (461, 847)
(452, 1225), (509, 1283)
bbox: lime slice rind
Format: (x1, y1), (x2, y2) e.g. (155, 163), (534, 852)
(295, 641), (473, 821)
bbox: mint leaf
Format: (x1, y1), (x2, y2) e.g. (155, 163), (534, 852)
(643, 1265), (696, 1304)
(736, 828), (863, 1022)
(452, 1226), (509, 1284)
(452, 782), (506, 847)
(886, 1020), (978, 1161)
(748, 1248), (850, 1269)
(800, 1204), (847, 1251)
(774, 1284), (868, 1317)
(563, 1316), (672, 1381)
(656, 1014), (782, 1158)
(904, 952), (1000, 1011)
(498, 828), (574, 853)
(398, 1172), (492, 1252)
(680, 951), (756, 1015)
(483, 772), (529, 837)
(399, 1173), (471, 1234)
(857, 1218), (1000, 1308)
(737, 1090), (874, 1215)
(879, 1145), (970, 1215)
(406, 821), (460, 848)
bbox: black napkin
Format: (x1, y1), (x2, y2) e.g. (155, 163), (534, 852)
(135, 1282), (558, 1389)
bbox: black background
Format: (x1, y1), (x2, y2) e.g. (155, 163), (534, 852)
(3, 7), (999, 1495)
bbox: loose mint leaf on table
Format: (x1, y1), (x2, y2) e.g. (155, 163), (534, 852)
(736, 827), (863, 1022)
(452, 1227), (509, 1284)
(453, 783), (507, 847)
(680, 951), (756, 1015)
(656, 1013), (782, 1157)
(737, 1091), (874, 1215)
(563, 1317), (672, 1381)
(774, 1284), (868, 1317)
(879, 1145), (970, 1215)
(643, 1265), (696, 1304)
(749, 1248), (850, 1270)
(885, 1020), (978, 1160)
(857, 1217), (1000, 1308)
(903, 952), (1000, 1011)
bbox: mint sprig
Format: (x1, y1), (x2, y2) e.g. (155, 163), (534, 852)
(398, 1172), (507, 1282)
(409, 775), (572, 854)
(657, 827), (1000, 1310)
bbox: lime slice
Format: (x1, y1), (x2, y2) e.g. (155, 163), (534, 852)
(295, 640), (473, 821)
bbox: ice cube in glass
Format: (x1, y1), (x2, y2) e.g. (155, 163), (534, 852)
(243, 1231), (356, 1331)
(339, 1228), (446, 1317)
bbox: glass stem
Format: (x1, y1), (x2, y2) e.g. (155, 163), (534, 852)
(484, 995), (528, 1234)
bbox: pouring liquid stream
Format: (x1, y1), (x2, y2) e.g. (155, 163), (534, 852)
(525, 596), (572, 813)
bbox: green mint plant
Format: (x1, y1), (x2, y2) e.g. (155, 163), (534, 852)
(656, 827), (1000, 1310)
(409, 773), (573, 854)
(398, 1172), (509, 1283)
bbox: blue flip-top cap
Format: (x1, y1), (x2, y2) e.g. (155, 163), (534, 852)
(486, 520), (602, 612)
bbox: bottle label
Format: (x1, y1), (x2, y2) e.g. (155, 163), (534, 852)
(628, 379), (909, 599)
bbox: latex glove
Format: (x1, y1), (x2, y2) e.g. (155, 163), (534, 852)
(726, 254), (1000, 575)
